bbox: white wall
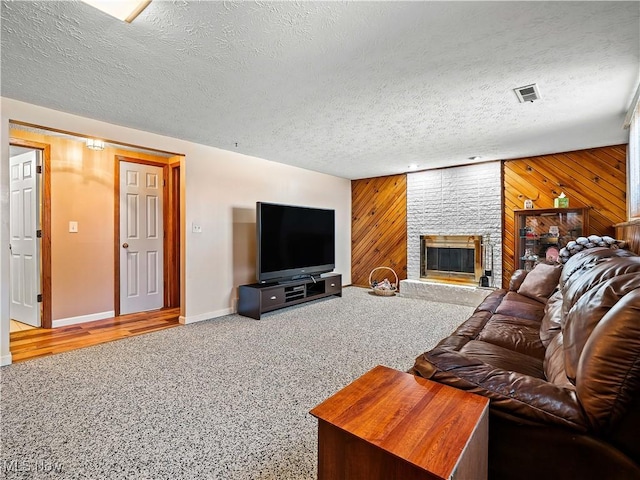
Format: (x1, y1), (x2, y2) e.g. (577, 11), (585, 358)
(407, 162), (502, 287)
(0, 98), (352, 365)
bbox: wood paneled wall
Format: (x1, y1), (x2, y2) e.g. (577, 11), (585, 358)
(350, 146), (627, 291)
(616, 220), (640, 255)
(503, 145), (627, 287)
(352, 175), (407, 288)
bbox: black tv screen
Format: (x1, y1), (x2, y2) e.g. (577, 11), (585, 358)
(257, 202), (335, 282)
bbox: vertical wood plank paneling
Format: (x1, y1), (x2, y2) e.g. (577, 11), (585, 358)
(351, 175), (407, 288)
(503, 145), (627, 287)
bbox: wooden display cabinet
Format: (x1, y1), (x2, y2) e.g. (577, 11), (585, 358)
(514, 208), (588, 270)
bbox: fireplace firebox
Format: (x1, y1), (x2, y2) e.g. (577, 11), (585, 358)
(420, 235), (483, 285)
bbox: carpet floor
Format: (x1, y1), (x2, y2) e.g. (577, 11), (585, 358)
(1, 286), (475, 479)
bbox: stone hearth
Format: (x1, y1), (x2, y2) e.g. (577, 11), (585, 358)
(399, 279), (493, 307)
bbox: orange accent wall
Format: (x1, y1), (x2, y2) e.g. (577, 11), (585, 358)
(503, 145), (627, 287)
(10, 129), (172, 321)
(351, 174), (407, 288)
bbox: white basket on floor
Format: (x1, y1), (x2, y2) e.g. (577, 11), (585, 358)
(369, 267), (398, 296)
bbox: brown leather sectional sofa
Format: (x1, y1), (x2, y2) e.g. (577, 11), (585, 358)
(410, 247), (640, 479)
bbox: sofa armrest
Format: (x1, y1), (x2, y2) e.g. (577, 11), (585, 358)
(412, 347), (588, 432)
(509, 269), (529, 291)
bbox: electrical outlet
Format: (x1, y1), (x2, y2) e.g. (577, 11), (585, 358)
(192, 223), (202, 233)
(69, 221), (78, 233)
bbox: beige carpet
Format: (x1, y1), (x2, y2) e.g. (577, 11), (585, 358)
(1, 286), (475, 480)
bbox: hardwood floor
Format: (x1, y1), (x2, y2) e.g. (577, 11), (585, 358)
(9, 308), (180, 363)
(10, 320), (37, 333)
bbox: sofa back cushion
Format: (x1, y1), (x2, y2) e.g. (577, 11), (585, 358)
(560, 249), (639, 325)
(544, 332), (574, 389)
(540, 290), (563, 347)
(509, 269), (529, 292)
(564, 271), (640, 382)
(517, 263), (563, 303)
(560, 247), (636, 289)
(576, 288), (640, 434)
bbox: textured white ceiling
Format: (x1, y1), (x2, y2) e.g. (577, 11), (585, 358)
(1, 1), (639, 179)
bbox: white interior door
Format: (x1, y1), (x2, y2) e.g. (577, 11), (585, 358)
(120, 162), (164, 314)
(9, 150), (40, 327)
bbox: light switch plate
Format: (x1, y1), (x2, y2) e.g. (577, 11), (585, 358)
(69, 221), (78, 233)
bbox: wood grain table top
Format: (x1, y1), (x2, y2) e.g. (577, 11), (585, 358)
(310, 365), (489, 479)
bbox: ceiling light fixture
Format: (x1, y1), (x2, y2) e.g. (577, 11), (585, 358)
(468, 156), (482, 161)
(81, 0), (152, 23)
(408, 164), (419, 170)
(86, 139), (105, 151)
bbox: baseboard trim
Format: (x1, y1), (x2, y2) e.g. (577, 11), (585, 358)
(180, 307), (234, 325)
(52, 310), (116, 328)
(1, 353), (13, 366)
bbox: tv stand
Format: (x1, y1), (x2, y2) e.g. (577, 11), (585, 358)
(287, 274), (319, 283)
(238, 273), (342, 320)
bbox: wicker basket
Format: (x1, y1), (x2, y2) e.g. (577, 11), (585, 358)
(369, 267), (398, 296)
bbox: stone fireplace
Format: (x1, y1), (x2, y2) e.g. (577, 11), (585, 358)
(401, 162), (502, 306)
(420, 235), (483, 285)
(406, 162), (503, 288)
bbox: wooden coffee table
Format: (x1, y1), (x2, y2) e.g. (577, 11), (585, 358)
(309, 365), (489, 480)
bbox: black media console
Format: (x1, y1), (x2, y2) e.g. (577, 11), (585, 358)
(238, 273), (342, 320)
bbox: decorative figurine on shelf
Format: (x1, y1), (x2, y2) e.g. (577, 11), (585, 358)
(546, 246), (560, 263)
(523, 248), (538, 271)
(524, 199), (534, 209)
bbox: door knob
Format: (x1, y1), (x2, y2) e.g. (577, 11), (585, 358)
(122, 243), (129, 248)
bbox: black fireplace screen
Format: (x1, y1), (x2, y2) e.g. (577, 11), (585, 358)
(425, 247), (475, 274)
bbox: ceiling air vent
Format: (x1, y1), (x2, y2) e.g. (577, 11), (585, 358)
(514, 84), (541, 103)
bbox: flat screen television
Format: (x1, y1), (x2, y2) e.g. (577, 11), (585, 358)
(256, 202), (335, 283)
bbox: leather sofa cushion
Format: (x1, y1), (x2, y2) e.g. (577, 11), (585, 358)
(413, 347), (587, 431)
(540, 290), (563, 347)
(564, 272), (640, 384)
(563, 257), (640, 321)
(450, 310), (493, 339)
(560, 247), (636, 289)
(577, 288), (640, 434)
(544, 332), (574, 389)
(495, 291), (546, 321)
(509, 269), (529, 291)
(576, 288), (640, 434)
(474, 289), (508, 313)
(476, 314), (545, 359)
(517, 262), (563, 303)
(459, 340), (545, 378)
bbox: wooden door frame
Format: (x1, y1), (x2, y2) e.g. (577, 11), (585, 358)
(114, 156), (178, 316)
(167, 162), (181, 307)
(9, 138), (52, 329)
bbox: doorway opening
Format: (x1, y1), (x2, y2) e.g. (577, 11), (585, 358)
(115, 156), (181, 316)
(8, 122), (183, 359)
(9, 138), (52, 331)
